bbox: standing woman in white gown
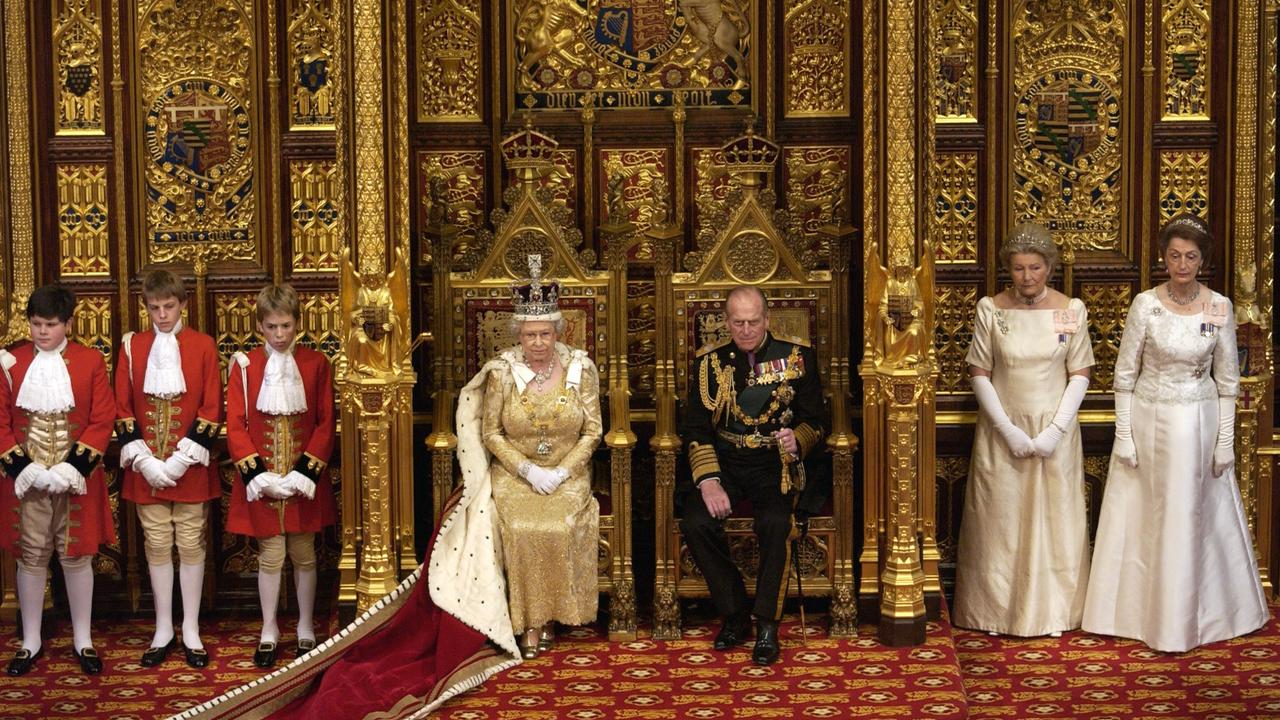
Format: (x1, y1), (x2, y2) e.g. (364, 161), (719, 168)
(1083, 214), (1268, 653)
(953, 223), (1095, 637)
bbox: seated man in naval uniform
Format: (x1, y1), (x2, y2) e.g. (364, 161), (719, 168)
(678, 285), (828, 665)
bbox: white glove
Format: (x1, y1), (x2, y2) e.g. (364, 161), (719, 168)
(1112, 392), (1138, 468)
(260, 472), (295, 500)
(40, 468), (71, 494)
(282, 470), (316, 500)
(162, 451), (198, 481)
(245, 473), (271, 502)
(971, 375), (1035, 458)
(13, 463), (46, 500)
(119, 439), (152, 470)
(525, 465), (562, 495)
(1032, 374), (1091, 458)
(48, 463), (86, 495)
(137, 455), (177, 489)
(1213, 396), (1236, 477)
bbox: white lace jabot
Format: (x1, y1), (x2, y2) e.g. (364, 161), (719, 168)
(144, 320), (187, 398)
(257, 343), (308, 415)
(15, 339), (74, 414)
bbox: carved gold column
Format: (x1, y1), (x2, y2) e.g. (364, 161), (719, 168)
(859, 0), (935, 645)
(600, 212), (638, 640)
(336, 0), (418, 614)
(1229, 0), (1275, 597)
(648, 221), (683, 640)
(819, 219), (858, 637)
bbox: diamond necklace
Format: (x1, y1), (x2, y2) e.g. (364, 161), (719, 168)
(1168, 282), (1200, 306)
(1012, 286), (1049, 306)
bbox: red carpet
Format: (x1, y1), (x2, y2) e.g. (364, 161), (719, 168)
(3, 604), (1279, 719)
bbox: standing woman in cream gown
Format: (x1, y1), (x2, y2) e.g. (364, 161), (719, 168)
(953, 223), (1095, 637)
(1083, 214), (1268, 653)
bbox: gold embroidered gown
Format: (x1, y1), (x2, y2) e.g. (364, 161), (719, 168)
(481, 343), (602, 633)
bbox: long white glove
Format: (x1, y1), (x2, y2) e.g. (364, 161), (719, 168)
(245, 473), (273, 502)
(971, 375), (1035, 458)
(1112, 392), (1138, 468)
(260, 472), (295, 500)
(13, 463), (47, 499)
(525, 465), (563, 495)
(119, 439), (152, 469)
(1213, 396), (1236, 477)
(282, 470), (316, 500)
(48, 462), (86, 495)
(1032, 374), (1091, 458)
(136, 455), (177, 489)
(162, 451), (197, 481)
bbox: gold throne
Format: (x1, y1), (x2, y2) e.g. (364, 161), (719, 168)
(426, 119), (637, 639)
(649, 125), (858, 639)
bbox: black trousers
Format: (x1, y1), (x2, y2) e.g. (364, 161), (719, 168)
(679, 446), (793, 621)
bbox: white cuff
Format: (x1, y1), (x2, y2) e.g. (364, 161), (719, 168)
(175, 437), (211, 466)
(120, 439), (152, 469)
(50, 462), (87, 495)
(14, 463), (44, 499)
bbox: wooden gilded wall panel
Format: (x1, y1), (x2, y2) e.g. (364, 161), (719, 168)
(783, 0), (851, 117)
(56, 163), (111, 277)
(782, 146), (851, 241)
(71, 294), (115, 370)
(932, 0), (978, 122)
(1161, 0), (1211, 120)
(934, 151), (978, 264)
(416, 0), (481, 121)
(288, 0), (337, 129)
(1158, 148), (1211, 223)
(289, 159), (342, 274)
(53, 0), (105, 135)
(1080, 282), (1133, 395)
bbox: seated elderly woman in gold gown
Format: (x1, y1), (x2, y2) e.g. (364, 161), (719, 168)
(457, 264), (603, 659)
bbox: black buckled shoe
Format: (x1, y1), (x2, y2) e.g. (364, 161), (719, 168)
(295, 637), (317, 659)
(184, 646), (210, 669)
(712, 612), (752, 651)
(6, 646), (42, 676)
(74, 646), (103, 675)
(140, 638), (175, 667)
(752, 619), (780, 666)
(252, 642), (277, 669)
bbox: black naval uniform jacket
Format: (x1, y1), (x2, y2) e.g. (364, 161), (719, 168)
(678, 331), (829, 517)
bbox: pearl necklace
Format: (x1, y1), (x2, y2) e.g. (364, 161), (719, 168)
(1168, 282), (1200, 306)
(1012, 286), (1049, 306)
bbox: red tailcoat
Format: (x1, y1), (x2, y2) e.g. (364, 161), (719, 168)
(115, 327), (222, 504)
(0, 342), (119, 557)
(225, 346), (336, 537)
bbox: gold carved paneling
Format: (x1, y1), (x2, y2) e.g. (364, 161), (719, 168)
(1158, 149), (1210, 224)
(135, 0), (260, 263)
(290, 160), (342, 273)
(299, 290), (342, 359)
(56, 163), (111, 277)
(417, 0), (481, 121)
(1011, 0), (1126, 254)
(782, 145), (850, 240)
(213, 292), (260, 374)
(783, 0), (850, 117)
(54, 0), (105, 134)
(935, 456), (968, 565)
(600, 148), (668, 243)
(71, 294), (114, 371)
(421, 150), (486, 261)
(627, 279), (655, 408)
(935, 151), (978, 263)
(510, 0), (755, 110)
(933, 0), (978, 121)
(1162, 0), (1210, 119)
(691, 147), (734, 242)
(287, 0), (337, 129)
(508, 149), (576, 212)
(933, 283), (978, 394)
(1081, 282), (1132, 393)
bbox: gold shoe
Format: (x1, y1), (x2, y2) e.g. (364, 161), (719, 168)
(537, 622), (555, 652)
(520, 627), (540, 659)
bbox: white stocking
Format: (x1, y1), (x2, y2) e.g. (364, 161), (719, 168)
(294, 567), (317, 642)
(148, 562), (175, 648)
(178, 563), (204, 650)
(258, 571), (282, 644)
(60, 559), (95, 652)
(15, 566), (46, 653)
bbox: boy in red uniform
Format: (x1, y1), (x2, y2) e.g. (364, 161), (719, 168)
(115, 270), (221, 668)
(0, 285), (117, 676)
(226, 284), (335, 668)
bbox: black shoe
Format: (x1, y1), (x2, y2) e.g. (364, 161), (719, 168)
(184, 646), (210, 669)
(713, 613), (752, 651)
(6, 646), (42, 676)
(252, 642), (277, 669)
(295, 637), (317, 659)
(74, 646), (103, 675)
(752, 620), (780, 665)
(140, 638), (175, 667)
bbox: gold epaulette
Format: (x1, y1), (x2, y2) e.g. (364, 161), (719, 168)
(773, 333), (811, 348)
(695, 338), (732, 357)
